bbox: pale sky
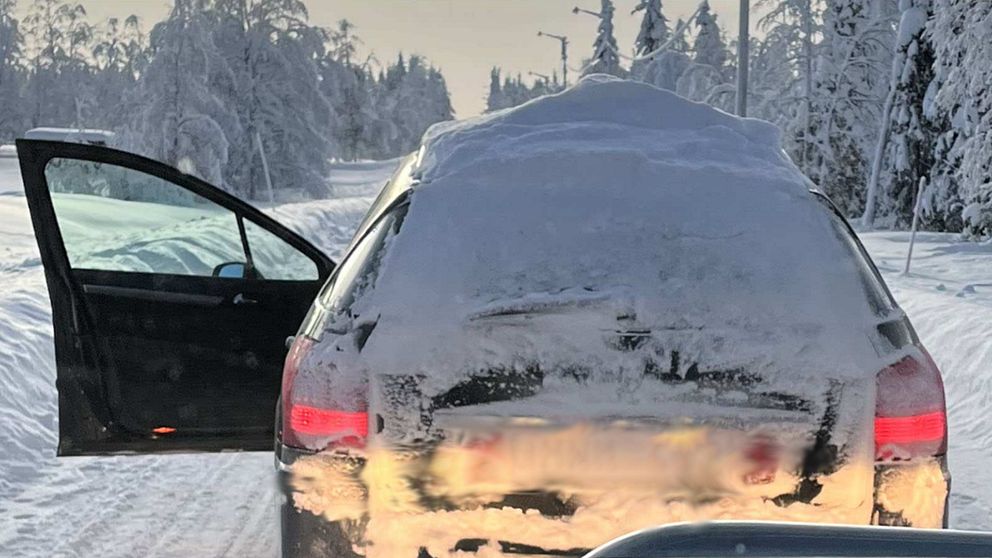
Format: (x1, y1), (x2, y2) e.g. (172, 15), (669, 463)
(59, 0), (751, 117)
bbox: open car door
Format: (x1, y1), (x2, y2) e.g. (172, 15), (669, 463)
(17, 139), (334, 455)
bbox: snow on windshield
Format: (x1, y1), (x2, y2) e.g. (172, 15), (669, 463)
(341, 77), (893, 391)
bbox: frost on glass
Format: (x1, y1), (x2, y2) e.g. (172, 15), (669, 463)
(44, 157), (244, 276)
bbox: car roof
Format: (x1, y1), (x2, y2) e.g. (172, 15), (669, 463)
(23, 128), (115, 145)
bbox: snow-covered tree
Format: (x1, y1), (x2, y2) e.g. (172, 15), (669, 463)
(748, 32), (800, 130)
(122, 0), (238, 190)
(23, 0), (95, 127)
(670, 18), (690, 53)
(211, 0), (335, 198)
(486, 67), (505, 112)
(807, 0), (894, 216)
(754, 0), (824, 173)
(860, 0), (943, 227)
(639, 50), (690, 91)
(486, 69), (558, 112)
(630, 0), (671, 79)
(676, 62), (735, 111)
(927, 0), (992, 237)
(367, 53), (453, 158)
(693, 1), (728, 72)
(91, 15), (145, 130)
(0, 0), (25, 139)
(633, 0), (670, 56)
(583, 0), (623, 77)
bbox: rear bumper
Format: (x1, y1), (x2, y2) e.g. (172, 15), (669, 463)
(278, 445), (365, 558)
(873, 455), (951, 528)
(277, 446), (950, 557)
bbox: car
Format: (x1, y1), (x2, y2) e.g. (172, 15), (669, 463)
(583, 522), (992, 557)
(23, 127), (115, 146)
(18, 78), (950, 558)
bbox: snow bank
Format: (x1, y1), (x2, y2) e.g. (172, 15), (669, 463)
(344, 77), (888, 397)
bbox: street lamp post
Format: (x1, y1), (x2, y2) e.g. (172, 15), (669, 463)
(537, 31), (570, 87)
(736, 0), (750, 116)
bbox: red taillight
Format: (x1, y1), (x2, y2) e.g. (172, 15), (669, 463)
(290, 406), (368, 438)
(281, 335), (368, 451)
(874, 348), (947, 462)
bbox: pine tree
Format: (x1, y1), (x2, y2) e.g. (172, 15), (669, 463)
(861, 0), (942, 227)
(670, 18), (690, 53)
(0, 0), (25, 139)
(807, 0), (893, 217)
(632, 0), (670, 56)
(583, 0), (623, 77)
(927, 0), (992, 237)
(692, 1), (728, 72)
(630, 0), (671, 80)
(486, 66), (505, 112)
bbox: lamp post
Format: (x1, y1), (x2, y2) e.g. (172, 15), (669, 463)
(736, 0), (750, 116)
(537, 31), (569, 87)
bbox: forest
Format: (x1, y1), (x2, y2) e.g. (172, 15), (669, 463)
(0, 0), (989, 238)
(489, 0), (992, 238)
(0, 0), (454, 200)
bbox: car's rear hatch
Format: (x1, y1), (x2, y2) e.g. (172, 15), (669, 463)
(343, 317), (877, 557)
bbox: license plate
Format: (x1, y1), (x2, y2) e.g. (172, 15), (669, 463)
(427, 422), (801, 498)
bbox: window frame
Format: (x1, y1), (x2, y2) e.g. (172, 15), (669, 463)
(23, 140), (334, 282)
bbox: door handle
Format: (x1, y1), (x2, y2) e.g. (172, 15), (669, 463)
(232, 293), (259, 305)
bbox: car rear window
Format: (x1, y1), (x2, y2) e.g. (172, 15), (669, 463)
(298, 202), (408, 340)
(814, 194), (897, 317)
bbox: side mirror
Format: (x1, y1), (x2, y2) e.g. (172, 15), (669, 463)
(213, 262), (247, 279)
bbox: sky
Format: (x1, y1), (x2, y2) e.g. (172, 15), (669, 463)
(60, 0), (751, 117)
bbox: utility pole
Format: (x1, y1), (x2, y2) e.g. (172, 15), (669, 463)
(735, 0), (749, 117)
(537, 31), (569, 86)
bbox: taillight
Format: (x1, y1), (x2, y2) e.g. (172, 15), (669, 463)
(281, 335), (368, 450)
(874, 347), (947, 462)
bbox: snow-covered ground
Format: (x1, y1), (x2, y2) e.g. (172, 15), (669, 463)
(0, 150), (989, 556)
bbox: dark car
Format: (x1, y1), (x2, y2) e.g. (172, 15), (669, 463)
(583, 522), (992, 557)
(18, 79), (951, 558)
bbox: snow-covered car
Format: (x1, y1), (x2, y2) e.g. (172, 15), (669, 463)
(19, 78), (950, 558)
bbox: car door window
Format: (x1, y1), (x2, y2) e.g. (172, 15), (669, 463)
(243, 219), (318, 281)
(45, 157), (246, 276)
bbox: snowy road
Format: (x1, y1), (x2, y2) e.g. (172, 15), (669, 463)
(0, 154), (990, 556)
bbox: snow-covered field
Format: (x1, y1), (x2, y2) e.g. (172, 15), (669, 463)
(0, 150), (990, 556)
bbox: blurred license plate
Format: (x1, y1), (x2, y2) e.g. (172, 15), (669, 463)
(428, 423), (789, 495)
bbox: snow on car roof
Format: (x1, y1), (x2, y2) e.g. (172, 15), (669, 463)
(344, 76), (891, 388)
(23, 127), (116, 145)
